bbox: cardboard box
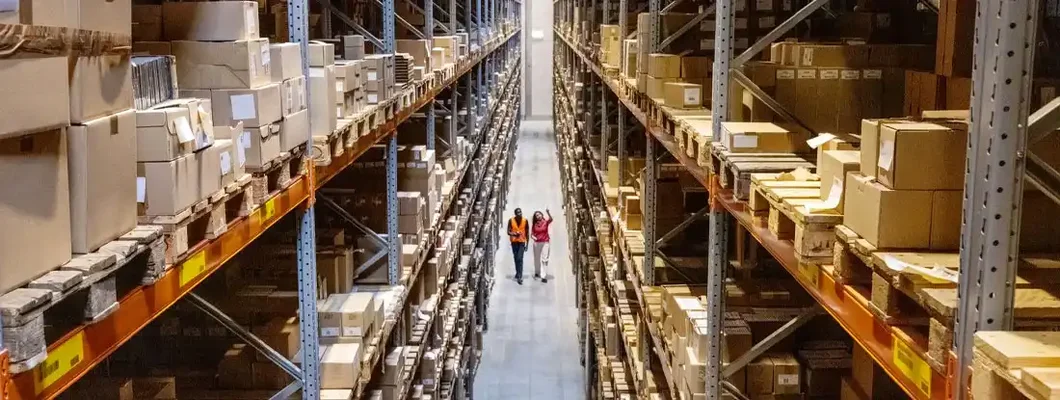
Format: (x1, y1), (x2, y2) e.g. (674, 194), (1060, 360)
(135, 99), (206, 162)
(647, 54), (682, 78)
(859, 119), (882, 177)
(0, 0), (75, 27)
(722, 122), (806, 153)
(243, 123), (282, 169)
(253, 317), (300, 362)
(647, 76), (678, 99)
(194, 141), (221, 200)
(747, 356), (774, 394)
(931, 190), (962, 249)
(396, 39), (433, 69)
(132, 41), (172, 56)
(68, 109), (137, 253)
(320, 390), (353, 400)
(843, 173), (933, 248)
(173, 39), (272, 89)
(309, 41), (335, 67)
(280, 76), (307, 117)
(78, 0), (131, 34)
(321, 343), (363, 389)
(681, 56), (711, 78)
(772, 353), (802, 394)
(163, 1), (258, 41)
(877, 122), (965, 190)
(185, 84), (281, 128)
(280, 109), (309, 152)
(132, 5), (163, 41)
(70, 56), (134, 123)
(817, 150), (861, 212)
(138, 153), (197, 216)
(271, 43), (304, 82)
(337, 292), (375, 337)
(0, 129), (72, 293)
(0, 57), (70, 139)
(310, 66), (338, 136)
(214, 139), (241, 187)
(662, 82), (703, 109)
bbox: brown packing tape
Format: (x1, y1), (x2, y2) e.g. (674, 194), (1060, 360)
(0, 23), (131, 58)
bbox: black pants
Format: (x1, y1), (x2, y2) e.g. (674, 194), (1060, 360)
(511, 242), (527, 279)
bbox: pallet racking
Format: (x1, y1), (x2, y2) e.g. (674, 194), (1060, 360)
(555, 0), (1060, 399)
(0, 0), (524, 398)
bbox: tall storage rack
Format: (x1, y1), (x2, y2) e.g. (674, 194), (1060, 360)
(556, 0), (1060, 399)
(0, 0), (523, 398)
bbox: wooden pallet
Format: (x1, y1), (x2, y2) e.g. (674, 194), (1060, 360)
(971, 332), (1060, 400)
(249, 152), (293, 205)
(140, 176), (253, 265)
(748, 173), (842, 264)
(710, 144), (817, 200)
(0, 227), (164, 371)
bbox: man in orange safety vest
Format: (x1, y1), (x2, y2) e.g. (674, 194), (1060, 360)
(508, 208), (530, 285)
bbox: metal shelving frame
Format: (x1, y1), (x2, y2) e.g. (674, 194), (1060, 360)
(552, 0), (1060, 398)
(0, 0), (521, 398)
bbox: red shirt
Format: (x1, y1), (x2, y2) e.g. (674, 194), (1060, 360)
(532, 218), (552, 242)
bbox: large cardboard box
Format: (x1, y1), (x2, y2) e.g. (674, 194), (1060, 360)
(843, 173), (933, 248)
(310, 66), (338, 136)
(931, 190), (962, 250)
(280, 109), (309, 152)
(163, 1), (258, 41)
(0, 129), (73, 293)
(187, 84), (281, 128)
(721, 122), (807, 153)
(70, 56), (134, 124)
(68, 109), (137, 253)
(337, 293), (376, 337)
(193, 141), (221, 199)
(0, 57), (70, 139)
(321, 343), (363, 389)
(173, 39), (272, 89)
(213, 139), (243, 187)
(0, 0), (75, 27)
(132, 5), (162, 41)
(138, 153), (197, 216)
(280, 76), (307, 117)
(243, 124), (282, 169)
(877, 122), (965, 190)
(647, 76), (678, 99)
(817, 150), (861, 212)
(271, 43), (304, 82)
(647, 54), (682, 78)
(309, 41), (335, 67)
(662, 82), (703, 109)
(396, 39), (432, 69)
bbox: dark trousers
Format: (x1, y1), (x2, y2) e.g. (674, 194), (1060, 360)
(511, 242), (527, 279)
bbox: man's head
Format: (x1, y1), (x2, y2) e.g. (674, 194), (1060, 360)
(514, 208), (522, 218)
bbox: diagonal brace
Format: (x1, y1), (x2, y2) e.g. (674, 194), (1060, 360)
(733, 0), (828, 67)
(318, 194), (388, 248)
(656, 206), (708, 247)
(658, 5), (714, 51)
(311, 0), (384, 48)
(1029, 96), (1060, 144)
(722, 307), (820, 377)
(188, 293), (303, 380)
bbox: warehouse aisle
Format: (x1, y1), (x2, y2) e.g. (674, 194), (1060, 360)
(475, 120), (584, 399)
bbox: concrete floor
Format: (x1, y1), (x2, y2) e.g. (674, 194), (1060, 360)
(474, 120), (585, 399)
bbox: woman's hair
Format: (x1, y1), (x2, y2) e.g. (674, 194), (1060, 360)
(532, 211), (543, 225)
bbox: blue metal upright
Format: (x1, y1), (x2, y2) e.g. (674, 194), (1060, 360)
(287, 0), (319, 394)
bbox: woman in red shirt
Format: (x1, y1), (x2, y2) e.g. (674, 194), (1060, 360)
(531, 209), (554, 283)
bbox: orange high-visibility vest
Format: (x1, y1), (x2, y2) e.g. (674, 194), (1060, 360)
(509, 217), (527, 243)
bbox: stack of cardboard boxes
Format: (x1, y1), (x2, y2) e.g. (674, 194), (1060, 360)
(0, 0), (138, 294)
(365, 54), (397, 105)
(310, 41), (339, 137)
(335, 59), (368, 118)
(397, 39), (434, 78)
(432, 36), (460, 70)
(600, 25), (622, 68)
(399, 146), (440, 233)
(641, 54), (710, 109)
(399, 192), (427, 245)
(841, 120), (965, 250)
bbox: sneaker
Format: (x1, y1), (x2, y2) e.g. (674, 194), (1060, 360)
(517, 279), (524, 285)
(534, 274), (540, 279)
(542, 278), (548, 283)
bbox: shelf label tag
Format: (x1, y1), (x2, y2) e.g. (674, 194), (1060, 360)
(34, 332), (85, 394)
(797, 262), (819, 286)
(179, 250), (208, 287)
(893, 335), (932, 396)
(261, 198), (277, 221)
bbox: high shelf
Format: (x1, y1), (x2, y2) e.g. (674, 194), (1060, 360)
(554, 0), (1060, 400)
(0, 0), (523, 398)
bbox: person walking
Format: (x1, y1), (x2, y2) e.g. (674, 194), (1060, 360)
(531, 209), (554, 283)
(508, 208), (530, 284)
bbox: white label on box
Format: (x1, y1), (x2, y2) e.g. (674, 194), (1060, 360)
(756, 0), (773, 10)
(759, 16), (776, 28)
(136, 177), (146, 203)
(732, 135), (758, 149)
(174, 116), (195, 143)
(298, 84), (307, 108)
(776, 70), (796, 80)
(336, 106), (342, 119)
(238, 131), (249, 165)
(230, 94), (257, 121)
(797, 69), (816, 79)
(777, 374), (799, 386)
(260, 44), (270, 68)
(198, 105), (215, 138)
(342, 327), (363, 337)
(220, 151), (232, 175)
(336, 80), (345, 92)
(321, 327), (340, 337)
(820, 69), (839, 80)
(194, 130), (214, 151)
(863, 69), (883, 79)
(285, 85), (293, 111)
(878, 139), (895, 170)
(236, 140), (247, 167)
(841, 70), (861, 80)
(684, 88), (700, 105)
(806, 133), (836, 149)
(368, 93), (379, 103)
(368, 71), (378, 80)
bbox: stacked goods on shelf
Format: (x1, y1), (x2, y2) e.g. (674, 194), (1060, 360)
(364, 54), (397, 105)
(599, 25), (622, 69)
(309, 42), (339, 136)
(433, 36), (460, 71)
(397, 39), (433, 81)
(335, 58), (368, 119)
